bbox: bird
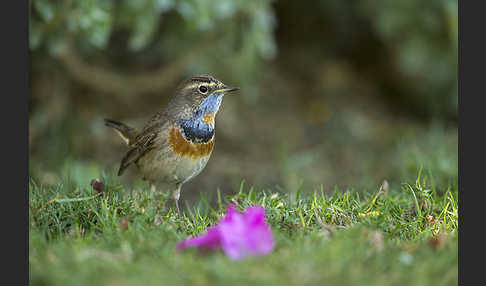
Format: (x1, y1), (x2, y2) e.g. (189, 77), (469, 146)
(104, 74), (239, 218)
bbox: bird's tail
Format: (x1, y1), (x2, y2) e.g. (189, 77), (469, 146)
(104, 119), (137, 146)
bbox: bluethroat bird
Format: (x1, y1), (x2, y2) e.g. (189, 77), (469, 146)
(104, 75), (239, 217)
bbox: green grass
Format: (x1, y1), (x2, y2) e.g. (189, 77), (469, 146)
(29, 173), (458, 286)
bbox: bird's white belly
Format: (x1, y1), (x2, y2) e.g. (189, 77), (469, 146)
(137, 148), (211, 185)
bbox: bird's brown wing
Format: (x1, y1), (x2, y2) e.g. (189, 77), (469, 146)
(117, 113), (171, 176)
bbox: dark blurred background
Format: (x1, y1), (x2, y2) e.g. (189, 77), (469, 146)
(29, 0), (457, 200)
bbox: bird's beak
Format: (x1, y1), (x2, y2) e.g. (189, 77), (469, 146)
(215, 85), (240, 93)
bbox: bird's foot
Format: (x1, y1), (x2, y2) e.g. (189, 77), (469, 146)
(174, 198), (182, 220)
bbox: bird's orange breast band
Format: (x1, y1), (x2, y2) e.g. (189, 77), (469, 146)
(168, 126), (214, 158)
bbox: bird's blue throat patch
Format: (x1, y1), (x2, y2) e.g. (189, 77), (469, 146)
(178, 92), (224, 143)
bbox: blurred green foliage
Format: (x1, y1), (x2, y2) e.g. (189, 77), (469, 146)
(360, 0), (458, 120)
(30, 0), (277, 53)
(276, 0), (457, 121)
(30, 0), (276, 99)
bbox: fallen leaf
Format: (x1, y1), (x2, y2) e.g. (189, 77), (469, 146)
(90, 179), (105, 196)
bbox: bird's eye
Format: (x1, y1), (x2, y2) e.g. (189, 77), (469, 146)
(199, 85), (208, 94)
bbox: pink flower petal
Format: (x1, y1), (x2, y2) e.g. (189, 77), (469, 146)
(176, 204), (274, 260)
(218, 205), (274, 260)
(176, 227), (221, 251)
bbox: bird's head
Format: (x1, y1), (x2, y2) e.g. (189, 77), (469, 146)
(168, 74), (239, 124)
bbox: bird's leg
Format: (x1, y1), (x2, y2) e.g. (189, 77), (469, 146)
(149, 182), (161, 202)
(149, 182), (164, 211)
(171, 185), (182, 219)
(150, 183), (156, 194)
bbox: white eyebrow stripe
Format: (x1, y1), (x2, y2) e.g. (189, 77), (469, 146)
(185, 82), (200, 90)
(185, 81), (218, 90)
